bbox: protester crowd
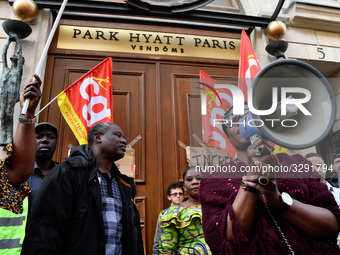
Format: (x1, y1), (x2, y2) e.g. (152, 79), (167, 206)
(0, 76), (144, 255)
(1, 76), (340, 255)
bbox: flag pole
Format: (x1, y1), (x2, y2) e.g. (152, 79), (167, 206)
(34, 95), (59, 117)
(21, 0), (69, 115)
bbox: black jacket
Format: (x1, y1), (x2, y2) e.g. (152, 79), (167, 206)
(22, 145), (144, 255)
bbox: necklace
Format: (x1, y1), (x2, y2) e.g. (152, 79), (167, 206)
(186, 199), (200, 206)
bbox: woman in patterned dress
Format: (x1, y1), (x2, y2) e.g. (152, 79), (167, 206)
(159, 166), (211, 254)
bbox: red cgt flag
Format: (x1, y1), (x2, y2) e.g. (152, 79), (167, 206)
(238, 31), (286, 153)
(238, 30), (261, 101)
(200, 70), (236, 158)
(57, 57), (113, 144)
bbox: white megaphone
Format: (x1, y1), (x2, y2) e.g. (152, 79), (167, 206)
(236, 59), (336, 185)
(238, 59), (335, 149)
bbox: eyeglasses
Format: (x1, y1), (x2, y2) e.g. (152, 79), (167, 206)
(170, 192), (184, 197)
(224, 109), (250, 128)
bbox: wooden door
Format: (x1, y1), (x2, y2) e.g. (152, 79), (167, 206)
(158, 63), (238, 199)
(40, 56), (238, 254)
(41, 57), (157, 254)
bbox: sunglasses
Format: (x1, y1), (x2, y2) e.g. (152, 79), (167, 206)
(224, 109), (250, 128)
(170, 192), (184, 197)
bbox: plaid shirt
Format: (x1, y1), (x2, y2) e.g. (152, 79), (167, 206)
(98, 170), (123, 255)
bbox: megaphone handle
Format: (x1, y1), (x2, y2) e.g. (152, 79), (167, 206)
(250, 134), (272, 186)
(250, 134), (261, 144)
(250, 134), (263, 156)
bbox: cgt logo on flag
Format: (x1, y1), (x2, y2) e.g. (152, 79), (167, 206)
(199, 30), (287, 157)
(199, 71), (236, 158)
(57, 57), (113, 144)
(198, 82), (222, 116)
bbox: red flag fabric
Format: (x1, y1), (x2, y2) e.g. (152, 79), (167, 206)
(238, 31), (287, 153)
(57, 57), (113, 144)
(200, 70), (236, 158)
(199, 31), (286, 158)
(238, 30), (261, 101)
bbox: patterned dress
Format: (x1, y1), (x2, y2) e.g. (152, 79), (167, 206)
(0, 143), (31, 214)
(159, 205), (211, 255)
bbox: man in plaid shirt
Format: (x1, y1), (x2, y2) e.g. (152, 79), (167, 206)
(22, 122), (144, 255)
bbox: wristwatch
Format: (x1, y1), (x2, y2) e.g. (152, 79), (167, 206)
(276, 192), (293, 214)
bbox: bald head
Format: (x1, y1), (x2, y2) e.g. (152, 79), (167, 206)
(88, 122), (127, 162)
(88, 122), (118, 147)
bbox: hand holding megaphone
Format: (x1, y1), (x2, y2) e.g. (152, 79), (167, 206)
(247, 137), (274, 164)
(242, 139), (280, 196)
(246, 137), (279, 185)
(242, 173), (281, 209)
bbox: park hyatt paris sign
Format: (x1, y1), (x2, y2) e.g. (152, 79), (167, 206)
(57, 25), (240, 60)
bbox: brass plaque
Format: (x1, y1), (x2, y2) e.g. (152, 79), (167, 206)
(57, 25), (240, 60)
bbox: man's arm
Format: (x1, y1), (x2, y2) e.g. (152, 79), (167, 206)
(7, 74), (41, 187)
